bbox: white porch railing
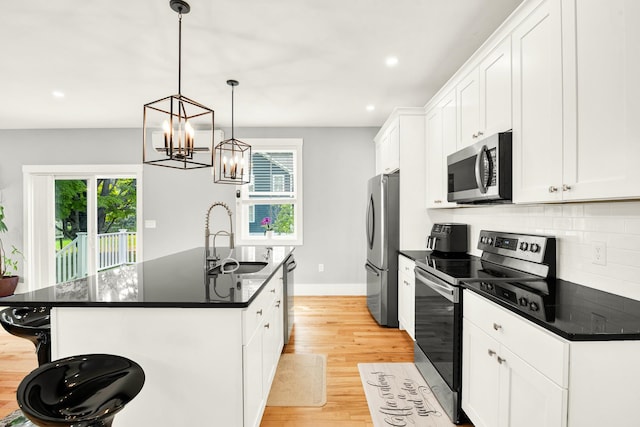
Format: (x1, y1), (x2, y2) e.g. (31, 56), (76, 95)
(56, 229), (137, 283)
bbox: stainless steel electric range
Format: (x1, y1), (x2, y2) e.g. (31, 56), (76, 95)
(413, 230), (556, 424)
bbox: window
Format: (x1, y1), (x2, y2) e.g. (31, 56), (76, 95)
(236, 138), (303, 245)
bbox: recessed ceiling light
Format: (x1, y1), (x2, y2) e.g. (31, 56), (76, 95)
(385, 56), (399, 67)
(366, 105), (375, 112)
(52, 90), (65, 98)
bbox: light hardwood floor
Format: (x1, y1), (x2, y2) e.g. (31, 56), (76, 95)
(0, 297), (472, 426)
(0, 326), (38, 418)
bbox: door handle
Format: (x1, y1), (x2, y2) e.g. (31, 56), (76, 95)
(365, 263), (380, 276)
(474, 144), (488, 194)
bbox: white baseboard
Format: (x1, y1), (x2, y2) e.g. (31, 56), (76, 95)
(293, 283), (365, 296)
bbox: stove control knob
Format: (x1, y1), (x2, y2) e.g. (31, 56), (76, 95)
(530, 243), (540, 253)
(487, 237), (494, 245)
(519, 297), (528, 307)
(480, 237), (486, 244)
(529, 302), (540, 311)
(486, 283), (495, 291)
(519, 242), (529, 251)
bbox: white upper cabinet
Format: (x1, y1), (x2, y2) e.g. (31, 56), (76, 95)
(424, 0), (638, 205)
(457, 37), (512, 150)
(374, 120), (400, 175)
(457, 69), (481, 149)
(512, 0), (564, 203)
(426, 89), (457, 208)
(560, 0), (640, 201)
(514, 0), (640, 203)
(375, 108), (429, 249)
(479, 37), (512, 137)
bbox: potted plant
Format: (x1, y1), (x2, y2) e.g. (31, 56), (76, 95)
(261, 216), (274, 238)
(0, 204), (21, 296)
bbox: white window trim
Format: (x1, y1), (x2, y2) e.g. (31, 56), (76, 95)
(235, 138), (303, 246)
(22, 164), (143, 291)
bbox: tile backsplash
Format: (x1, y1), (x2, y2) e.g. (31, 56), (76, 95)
(428, 200), (640, 301)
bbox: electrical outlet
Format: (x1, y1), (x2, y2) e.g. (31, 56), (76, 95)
(592, 241), (607, 265)
(318, 264), (324, 273)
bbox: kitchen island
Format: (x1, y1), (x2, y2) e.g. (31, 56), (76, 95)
(2, 246), (294, 427)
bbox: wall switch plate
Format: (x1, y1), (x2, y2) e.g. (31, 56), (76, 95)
(592, 241), (607, 265)
(318, 263), (324, 272)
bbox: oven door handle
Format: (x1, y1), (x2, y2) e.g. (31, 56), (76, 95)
(415, 268), (456, 303)
(475, 144), (488, 194)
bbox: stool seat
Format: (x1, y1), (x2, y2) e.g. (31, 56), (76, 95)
(17, 354), (145, 427)
(0, 306), (51, 365)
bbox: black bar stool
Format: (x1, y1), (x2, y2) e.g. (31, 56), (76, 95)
(17, 353), (145, 427)
(0, 306), (51, 365)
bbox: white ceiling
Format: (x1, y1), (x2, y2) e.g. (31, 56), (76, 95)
(0, 0), (524, 130)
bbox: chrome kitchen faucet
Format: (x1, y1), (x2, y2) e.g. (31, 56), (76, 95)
(205, 202), (234, 262)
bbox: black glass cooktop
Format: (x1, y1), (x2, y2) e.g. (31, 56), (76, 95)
(415, 252), (541, 285)
(464, 278), (640, 341)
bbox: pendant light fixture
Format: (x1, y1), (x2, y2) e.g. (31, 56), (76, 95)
(142, 0), (215, 169)
(214, 80), (252, 184)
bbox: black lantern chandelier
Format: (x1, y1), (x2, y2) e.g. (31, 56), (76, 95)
(142, 0), (215, 169)
(214, 80), (252, 184)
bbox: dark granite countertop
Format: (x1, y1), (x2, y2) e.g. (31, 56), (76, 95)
(0, 246), (294, 308)
(464, 278), (640, 341)
(398, 250), (432, 261)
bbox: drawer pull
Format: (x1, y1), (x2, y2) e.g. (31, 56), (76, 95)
(548, 186), (558, 193)
(497, 356), (506, 365)
(270, 288), (276, 293)
(256, 309), (263, 316)
(493, 323), (502, 331)
(488, 349), (496, 357)
(264, 323), (270, 329)
(404, 280), (410, 286)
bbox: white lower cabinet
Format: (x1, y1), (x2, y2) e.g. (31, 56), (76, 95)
(463, 289), (640, 427)
(243, 266), (285, 427)
(397, 255), (416, 340)
(463, 319), (567, 427)
(462, 290), (567, 427)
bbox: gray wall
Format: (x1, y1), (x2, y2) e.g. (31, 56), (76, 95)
(0, 127), (376, 287)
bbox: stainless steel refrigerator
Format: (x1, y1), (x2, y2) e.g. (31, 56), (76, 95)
(364, 173), (399, 327)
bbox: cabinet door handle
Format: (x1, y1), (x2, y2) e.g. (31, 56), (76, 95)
(276, 300), (281, 308)
(488, 349), (496, 357)
(270, 288), (276, 293)
(404, 280), (410, 286)
(472, 133), (478, 139)
(256, 309), (263, 316)
(497, 356), (506, 364)
(493, 323), (502, 331)
(562, 184), (571, 191)
(264, 323), (270, 329)
(434, 200), (442, 204)
(548, 186), (558, 193)
(477, 131), (484, 137)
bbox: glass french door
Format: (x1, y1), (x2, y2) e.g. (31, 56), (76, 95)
(23, 165), (142, 290)
(54, 177), (138, 284)
(55, 178), (90, 283)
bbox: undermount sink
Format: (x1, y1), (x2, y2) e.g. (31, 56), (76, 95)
(208, 261), (268, 275)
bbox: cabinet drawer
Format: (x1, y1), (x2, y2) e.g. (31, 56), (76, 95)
(398, 255), (416, 276)
(464, 290), (568, 387)
(243, 282), (279, 344)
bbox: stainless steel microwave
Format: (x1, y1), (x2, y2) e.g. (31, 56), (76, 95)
(447, 131), (512, 204)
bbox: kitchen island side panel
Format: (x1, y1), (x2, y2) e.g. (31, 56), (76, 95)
(51, 307), (244, 427)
